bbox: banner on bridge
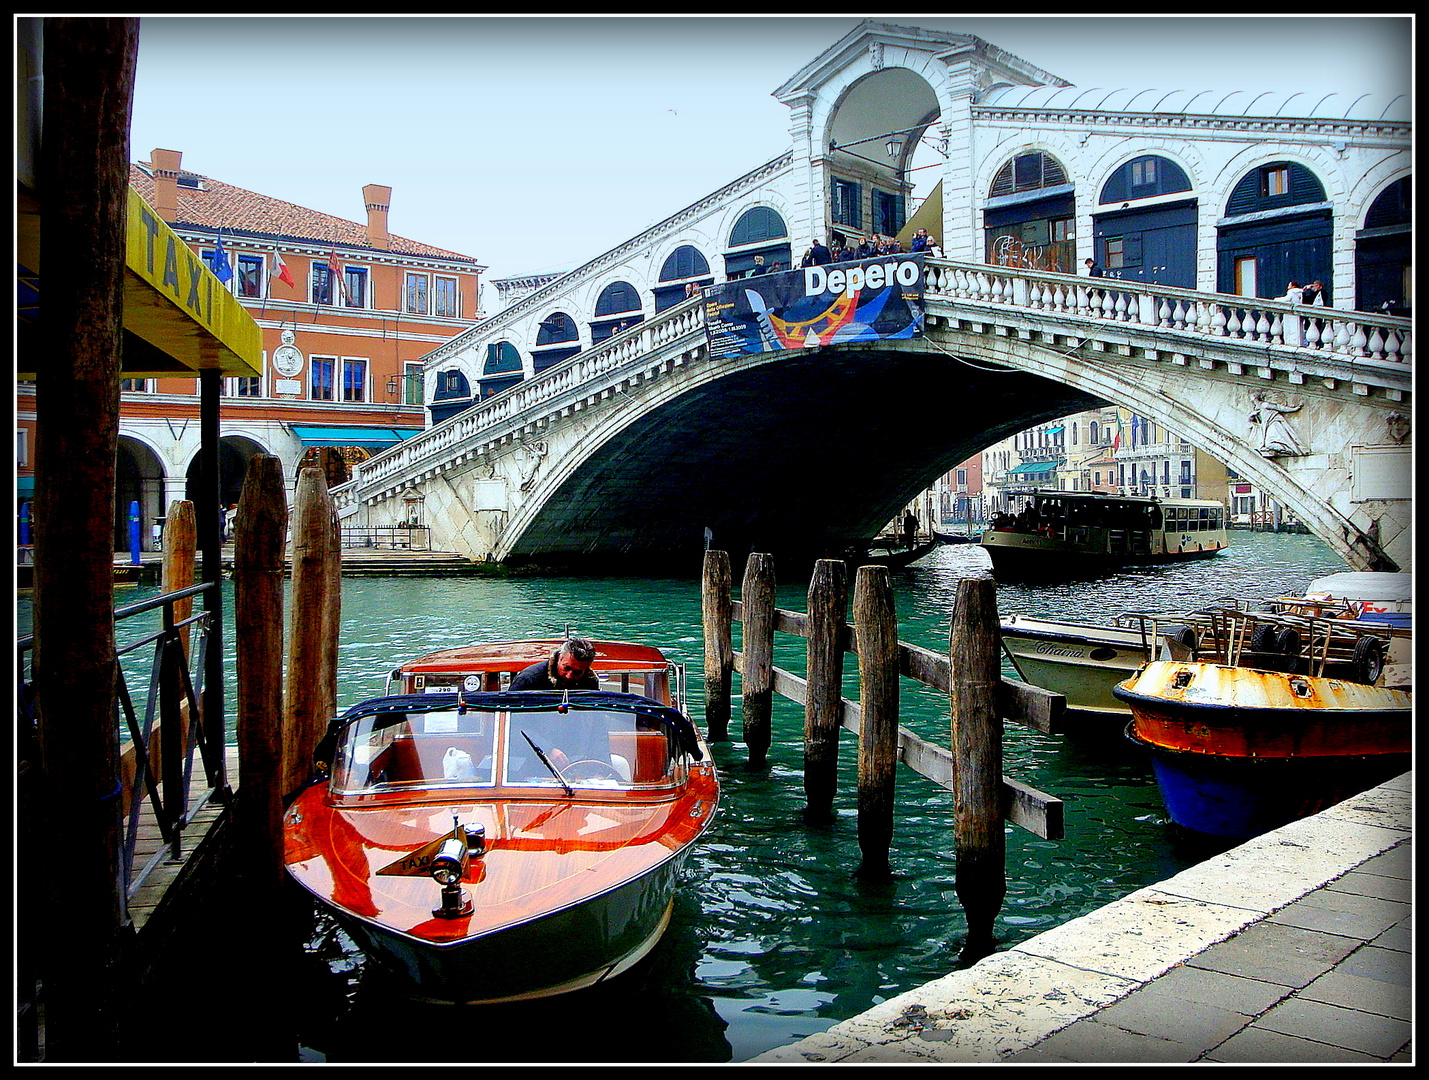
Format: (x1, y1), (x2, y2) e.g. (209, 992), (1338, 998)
(703, 254), (925, 360)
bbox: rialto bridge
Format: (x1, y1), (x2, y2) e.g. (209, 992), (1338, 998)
(332, 259), (1412, 574)
(331, 21), (1410, 574)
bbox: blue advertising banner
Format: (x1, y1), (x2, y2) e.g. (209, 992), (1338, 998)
(704, 254), (925, 360)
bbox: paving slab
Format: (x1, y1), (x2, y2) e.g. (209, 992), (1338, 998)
(751, 773), (1410, 1064)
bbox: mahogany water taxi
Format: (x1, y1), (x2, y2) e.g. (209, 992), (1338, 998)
(283, 640), (717, 1004)
(980, 491), (1227, 580)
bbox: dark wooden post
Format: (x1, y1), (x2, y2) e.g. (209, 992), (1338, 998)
(284, 467), (338, 798)
(30, 16), (138, 1061)
(701, 549), (733, 741)
(803, 558), (848, 823)
(854, 565), (900, 875)
(740, 552), (777, 766)
(199, 368), (229, 795)
(950, 576), (1006, 962)
(233, 455), (288, 895)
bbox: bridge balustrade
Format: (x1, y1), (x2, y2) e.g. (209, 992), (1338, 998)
(337, 256), (1410, 511)
(922, 261), (1411, 366)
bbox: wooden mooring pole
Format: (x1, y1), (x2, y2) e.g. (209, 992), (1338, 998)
(854, 565), (900, 876)
(29, 16), (139, 1061)
(950, 577), (1006, 962)
(740, 552), (776, 767)
(232, 455), (288, 896)
(283, 467), (340, 799)
(803, 558), (848, 823)
(704, 552), (1060, 955)
(701, 549), (733, 741)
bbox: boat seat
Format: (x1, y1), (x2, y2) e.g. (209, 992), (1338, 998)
(373, 735), (494, 783)
(610, 731), (671, 783)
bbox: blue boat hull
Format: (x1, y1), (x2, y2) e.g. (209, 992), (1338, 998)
(1127, 728), (1409, 840)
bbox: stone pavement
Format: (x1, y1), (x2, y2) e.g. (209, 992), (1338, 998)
(753, 771), (1411, 1064)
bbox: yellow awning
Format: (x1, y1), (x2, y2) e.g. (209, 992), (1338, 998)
(121, 189), (263, 377)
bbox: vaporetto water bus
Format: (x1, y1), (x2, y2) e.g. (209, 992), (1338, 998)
(979, 491), (1228, 580)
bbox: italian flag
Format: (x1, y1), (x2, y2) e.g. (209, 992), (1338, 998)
(270, 250), (295, 288)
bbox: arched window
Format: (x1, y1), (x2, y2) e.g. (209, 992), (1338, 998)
(725, 207), (793, 279)
(594, 281), (641, 317)
(654, 245), (712, 312)
(1218, 162), (1331, 298)
(1098, 155), (1192, 204)
(729, 207), (788, 248)
(989, 152), (1068, 199)
(658, 246), (710, 282)
(1225, 161), (1325, 216)
(479, 341), (523, 399)
(531, 312), (580, 374)
(427, 367), (473, 425)
(534, 312), (578, 346)
(590, 281), (644, 344)
(984, 151), (1074, 273)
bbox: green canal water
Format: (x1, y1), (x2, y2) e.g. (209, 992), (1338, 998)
(18, 531), (1349, 1062)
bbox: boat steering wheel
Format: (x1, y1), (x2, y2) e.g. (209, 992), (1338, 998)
(562, 759), (621, 781)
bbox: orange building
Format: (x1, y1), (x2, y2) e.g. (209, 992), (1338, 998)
(21, 148), (484, 547)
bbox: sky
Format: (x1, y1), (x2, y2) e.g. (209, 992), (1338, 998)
(127, 15), (1412, 297)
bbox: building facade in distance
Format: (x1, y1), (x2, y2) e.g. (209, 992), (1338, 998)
(28, 148), (486, 547)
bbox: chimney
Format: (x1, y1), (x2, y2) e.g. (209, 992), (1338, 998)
(150, 148), (182, 222)
(363, 184), (392, 250)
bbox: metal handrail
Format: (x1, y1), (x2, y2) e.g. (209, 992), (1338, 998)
(17, 581), (221, 900)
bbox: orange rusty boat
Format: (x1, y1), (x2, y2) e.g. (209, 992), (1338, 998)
(284, 640), (717, 1003)
(1115, 659), (1410, 840)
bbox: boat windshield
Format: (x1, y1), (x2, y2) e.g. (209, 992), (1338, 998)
(330, 705), (680, 794)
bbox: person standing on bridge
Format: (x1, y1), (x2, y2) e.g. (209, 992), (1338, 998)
(510, 637), (600, 691)
(801, 239), (832, 268)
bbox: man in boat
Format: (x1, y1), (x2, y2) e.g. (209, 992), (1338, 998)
(510, 637), (600, 691)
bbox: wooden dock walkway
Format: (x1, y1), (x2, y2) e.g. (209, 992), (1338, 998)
(125, 745), (239, 933)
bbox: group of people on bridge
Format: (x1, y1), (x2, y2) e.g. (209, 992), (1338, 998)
(799, 228), (941, 270)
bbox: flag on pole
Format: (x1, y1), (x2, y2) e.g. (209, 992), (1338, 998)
(210, 232), (234, 284)
(327, 245), (349, 304)
(270, 249), (295, 288)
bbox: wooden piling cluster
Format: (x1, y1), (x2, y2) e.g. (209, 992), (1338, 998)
(231, 459), (342, 896)
(701, 550), (1064, 956)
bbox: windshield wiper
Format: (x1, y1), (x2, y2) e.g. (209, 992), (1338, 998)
(521, 730), (574, 797)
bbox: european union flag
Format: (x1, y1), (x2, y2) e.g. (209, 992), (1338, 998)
(210, 233), (234, 284)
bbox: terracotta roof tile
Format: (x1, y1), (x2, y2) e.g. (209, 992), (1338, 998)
(130, 163), (480, 264)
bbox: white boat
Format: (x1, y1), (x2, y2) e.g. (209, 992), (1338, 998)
(1000, 572), (1412, 724)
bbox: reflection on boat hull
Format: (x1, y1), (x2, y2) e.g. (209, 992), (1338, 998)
(342, 860), (683, 1005)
